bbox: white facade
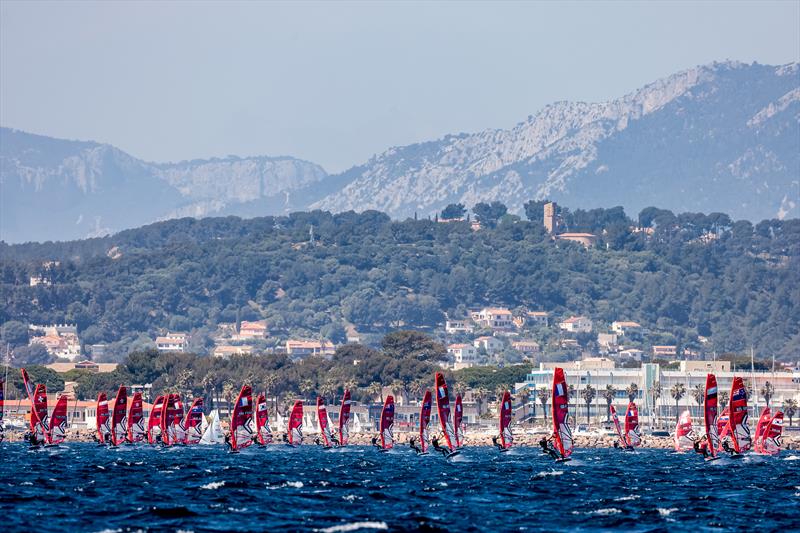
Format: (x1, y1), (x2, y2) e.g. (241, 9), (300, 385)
(448, 343), (479, 368)
(473, 336), (505, 355)
(445, 319), (475, 334)
(559, 316), (593, 333)
(471, 308), (515, 330)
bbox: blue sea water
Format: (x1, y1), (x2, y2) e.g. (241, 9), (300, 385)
(1, 443), (798, 532)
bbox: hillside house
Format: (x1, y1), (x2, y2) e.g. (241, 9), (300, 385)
(473, 336), (505, 355)
(652, 345), (678, 358)
(611, 321), (643, 337)
(447, 343), (479, 369)
(286, 339), (336, 359)
(445, 319), (475, 334)
(511, 340), (540, 357)
(471, 307), (515, 330)
(156, 332), (188, 353)
(559, 316), (593, 334)
(236, 320), (268, 341)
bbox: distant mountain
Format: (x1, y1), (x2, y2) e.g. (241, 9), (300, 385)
(313, 61), (799, 222)
(0, 128), (327, 242)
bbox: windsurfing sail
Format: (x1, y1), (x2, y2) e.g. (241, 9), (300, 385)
(624, 402), (641, 447)
(674, 410), (696, 451)
(96, 391), (111, 444)
(49, 394), (69, 445)
(0, 377), (4, 438)
(454, 394), (464, 447)
(110, 385), (128, 446)
(728, 376), (751, 453)
(168, 395), (185, 445)
(127, 392), (145, 443)
(499, 391), (513, 449)
(160, 393), (174, 446)
(434, 372), (457, 451)
(200, 410), (223, 445)
(182, 398), (204, 445)
(703, 373), (719, 458)
(419, 390), (432, 453)
(338, 389), (351, 446)
(551, 367), (573, 458)
(379, 395), (395, 450)
(32, 383), (50, 443)
(610, 405), (625, 447)
(147, 395), (165, 445)
(717, 406), (731, 442)
(761, 411), (784, 456)
(21, 368), (36, 404)
(231, 385), (254, 451)
(288, 400), (304, 445)
(317, 396), (334, 447)
(255, 394), (273, 445)
(753, 407), (772, 453)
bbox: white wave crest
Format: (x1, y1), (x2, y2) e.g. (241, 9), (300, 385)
(318, 522), (389, 533)
(200, 481), (225, 490)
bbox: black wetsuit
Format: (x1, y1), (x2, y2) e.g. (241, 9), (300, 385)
(224, 433), (232, 451)
(539, 438), (560, 460)
(409, 437), (422, 454)
(722, 440), (735, 455)
(492, 435), (504, 451)
(371, 436), (383, 450)
(694, 439), (710, 458)
(431, 437), (449, 457)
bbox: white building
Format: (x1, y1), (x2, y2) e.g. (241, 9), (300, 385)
(473, 336), (505, 355)
(559, 316), (593, 333)
(511, 340), (541, 357)
(156, 332), (188, 353)
(445, 319), (475, 334)
(611, 321), (643, 337)
(447, 343), (479, 369)
(471, 307), (515, 330)
(525, 311), (549, 327)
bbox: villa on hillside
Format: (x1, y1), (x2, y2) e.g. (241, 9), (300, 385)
(447, 343), (479, 369)
(285, 339), (336, 359)
(156, 332), (188, 353)
(611, 321), (643, 337)
(445, 319), (475, 334)
(473, 335), (505, 355)
(471, 307), (515, 330)
(559, 316), (593, 333)
(235, 320), (268, 341)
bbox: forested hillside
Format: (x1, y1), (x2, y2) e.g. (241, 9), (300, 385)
(1, 202), (798, 361)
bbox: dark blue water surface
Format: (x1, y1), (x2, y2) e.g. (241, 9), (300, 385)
(1, 443), (798, 532)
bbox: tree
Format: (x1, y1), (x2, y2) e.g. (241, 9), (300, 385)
(381, 331), (447, 361)
(441, 203), (467, 220)
(719, 391), (729, 407)
(670, 383), (686, 421)
(12, 344), (53, 366)
(537, 387), (549, 425)
(222, 380), (235, 420)
(783, 399), (797, 427)
(523, 199), (549, 223)
(760, 381), (774, 407)
(602, 385), (617, 422)
(625, 383), (639, 402)
(366, 382), (383, 404)
(581, 385), (596, 425)
(691, 384), (705, 407)
(1, 320), (28, 347)
(299, 379), (315, 400)
(472, 201), (507, 228)
(651, 381), (662, 426)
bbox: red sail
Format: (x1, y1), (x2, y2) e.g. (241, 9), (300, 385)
(0, 378), (4, 430)
(716, 406), (731, 452)
(317, 397), (333, 447)
(551, 367), (573, 458)
(255, 393), (273, 445)
(32, 384), (50, 443)
(499, 391), (513, 449)
(20, 368), (36, 404)
(231, 385), (254, 451)
(761, 412), (784, 456)
(610, 405), (625, 446)
(288, 400), (304, 445)
(49, 394), (69, 445)
(380, 395), (395, 450)
(454, 395), (464, 447)
(753, 407), (772, 453)
(160, 393), (180, 446)
(674, 410), (696, 451)
(147, 395), (165, 444)
(171, 395), (185, 445)
(338, 389), (351, 446)
(624, 402), (641, 447)
(703, 373), (719, 458)
(434, 372), (456, 451)
(728, 376), (751, 453)
(127, 392), (145, 443)
(182, 398), (204, 445)
(110, 386), (128, 446)
(419, 390), (432, 453)
(96, 392), (110, 444)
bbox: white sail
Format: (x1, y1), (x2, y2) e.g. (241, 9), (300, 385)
(200, 410), (222, 445)
(353, 414), (363, 434)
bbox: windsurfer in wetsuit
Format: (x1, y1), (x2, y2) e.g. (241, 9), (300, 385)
(721, 439), (735, 455)
(408, 437), (422, 454)
(224, 432), (233, 451)
(371, 436), (383, 450)
(491, 435), (504, 451)
(694, 435), (710, 459)
(430, 435), (449, 457)
(539, 436), (560, 460)
(281, 432), (289, 443)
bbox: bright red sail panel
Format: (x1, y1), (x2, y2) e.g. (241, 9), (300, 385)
(183, 398), (204, 445)
(288, 400), (304, 445)
(96, 391), (110, 444)
(762, 412), (784, 456)
(0, 378), (4, 430)
(338, 389), (351, 446)
(231, 385), (254, 451)
(434, 372), (456, 451)
(419, 390), (432, 453)
(49, 394), (69, 445)
(610, 405), (624, 446)
(551, 367), (573, 458)
(454, 394), (464, 447)
(160, 394), (177, 446)
(753, 407), (772, 453)
(127, 392), (145, 443)
(255, 393), (273, 445)
(728, 376), (751, 453)
(317, 397), (333, 447)
(147, 395), (165, 445)
(170, 395), (185, 445)
(624, 402), (641, 447)
(33, 384), (50, 443)
(380, 395), (395, 450)
(20, 368), (36, 404)
(499, 391), (513, 449)
(110, 385), (128, 446)
(674, 410), (696, 451)
(703, 373), (719, 458)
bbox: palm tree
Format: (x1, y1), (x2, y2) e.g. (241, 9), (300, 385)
(390, 380), (406, 404)
(263, 372), (278, 410)
(222, 380), (235, 420)
(602, 385), (616, 422)
(670, 383), (686, 421)
(299, 379), (314, 400)
(320, 379), (337, 405)
(201, 372), (216, 411)
(581, 385), (596, 425)
(474, 387), (490, 417)
(626, 383), (638, 403)
(537, 387), (549, 425)
(175, 368), (194, 399)
(651, 380), (662, 425)
(760, 381), (774, 407)
(719, 391), (729, 408)
(366, 382), (383, 405)
(784, 398), (798, 427)
(691, 384), (704, 407)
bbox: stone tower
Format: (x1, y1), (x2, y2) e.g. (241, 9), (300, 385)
(543, 202), (557, 234)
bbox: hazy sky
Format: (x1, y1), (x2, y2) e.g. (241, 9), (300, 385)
(1, 1), (798, 173)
